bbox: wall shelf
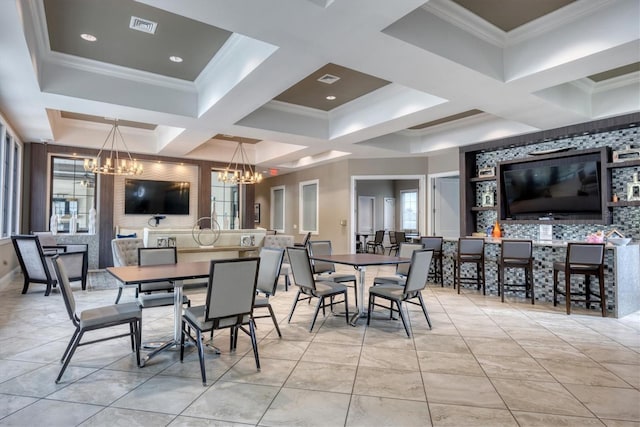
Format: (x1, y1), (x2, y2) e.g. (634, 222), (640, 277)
(607, 200), (640, 207)
(471, 206), (497, 211)
(607, 160), (640, 169)
(470, 176), (496, 182)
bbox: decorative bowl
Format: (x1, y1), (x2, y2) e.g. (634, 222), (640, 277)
(608, 237), (631, 246)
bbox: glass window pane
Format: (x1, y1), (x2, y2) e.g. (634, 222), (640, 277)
(2, 133), (11, 237)
(11, 142), (20, 234)
(271, 186), (284, 231)
(300, 180), (318, 233)
(211, 171), (239, 229)
(50, 157), (96, 233)
(401, 190), (417, 231)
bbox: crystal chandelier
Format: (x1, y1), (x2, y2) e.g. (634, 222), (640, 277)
(217, 141), (263, 184)
(84, 120), (143, 176)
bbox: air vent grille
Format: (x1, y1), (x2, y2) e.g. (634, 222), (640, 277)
(317, 74), (340, 84)
(129, 16), (158, 34)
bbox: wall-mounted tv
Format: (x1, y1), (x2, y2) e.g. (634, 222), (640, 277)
(124, 179), (190, 215)
(498, 148), (606, 222)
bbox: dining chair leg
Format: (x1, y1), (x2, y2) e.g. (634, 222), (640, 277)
(343, 291), (349, 324)
(565, 273), (572, 315)
(267, 304), (282, 337)
(195, 329), (207, 386)
(396, 300), (411, 337)
(310, 297), (324, 332)
(57, 330), (83, 383)
(60, 329), (80, 363)
(599, 271), (606, 317)
(417, 293), (432, 329)
(249, 320), (261, 370)
(287, 290), (302, 322)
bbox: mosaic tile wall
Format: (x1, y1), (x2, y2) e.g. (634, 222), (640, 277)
(474, 126), (640, 241)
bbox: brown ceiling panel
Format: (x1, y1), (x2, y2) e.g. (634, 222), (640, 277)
(44, 0), (231, 81)
(212, 134), (261, 144)
(588, 62), (640, 83)
(274, 63), (390, 111)
(60, 111), (157, 130)
(410, 109), (483, 130)
(451, 0), (576, 32)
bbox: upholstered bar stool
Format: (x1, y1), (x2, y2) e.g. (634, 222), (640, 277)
(553, 242), (606, 316)
(498, 239), (534, 304)
(455, 237), (485, 295)
(420, 236), (444, 286)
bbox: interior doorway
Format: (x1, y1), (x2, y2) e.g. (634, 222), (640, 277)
(357, 196), (374, 234)
(428, 172), (460, 238)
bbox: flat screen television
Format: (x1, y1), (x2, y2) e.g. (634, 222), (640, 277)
(498, 149), (605, 221)
(124, 179), (190, 215)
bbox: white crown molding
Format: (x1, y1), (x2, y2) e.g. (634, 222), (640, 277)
(422, 0), (506, 47)
(507, 0), (611, 46)
(591, 71), (640, 93)
(264, 100), (329, 120)
(570, 78), (596, 94)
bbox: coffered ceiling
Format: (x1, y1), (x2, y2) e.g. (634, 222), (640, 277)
(0, 0), (638, 175)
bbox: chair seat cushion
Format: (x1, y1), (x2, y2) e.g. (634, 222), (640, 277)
(373, 276), (405, 286)
(254, 296), (269, 307)
(80, 302), (141, 329)
(502, 258), (530, 266)
(184, 305), (251, 330)
(280, 263), (291, 275)
(314, 280), (347, 296)
(554, 261), (600, 272)
(459, 254), (482, 261)
(369, 286), (404, 300)
(138, 293), (189, 308)
(319, 273), (356, 284)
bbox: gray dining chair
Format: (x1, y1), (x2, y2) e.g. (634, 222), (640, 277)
(420, 236), (444, 286)
(455, 237), (485, 295)
(286, 246), (350, 332)
(111, 238), (145, 303)
(137, 247), (190, 308)
(373, 242), (424, 288)
(253, 247), (285, 337)
(499, 239), (534, 304)
(367, 249), (433, 337)
(180, 257), (261, 386)
(308, 240), (358, 306)
(52, 254), (142, 383)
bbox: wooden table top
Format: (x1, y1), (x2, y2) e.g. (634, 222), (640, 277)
(176, 246), (258, 253)
(107, 261), (211, 285)
(309, 253), (409, 267)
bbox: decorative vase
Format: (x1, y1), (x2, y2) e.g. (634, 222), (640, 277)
(50, 214), (58, 235)
(492, 220), (502, 238)
(69, 214), (77, 235)
(88, 207), (97, 234)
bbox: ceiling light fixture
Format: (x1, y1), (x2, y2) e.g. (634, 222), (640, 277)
(217, 140), (263, 185)
(80, 33), (97, 42)
(169, 55), (183, 63)
(84, 119), (143, 176)
(326, 95), (336, 100)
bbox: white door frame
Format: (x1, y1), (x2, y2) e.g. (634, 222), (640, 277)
(350, 174), (426, 253)
(427, 170), (459, 236)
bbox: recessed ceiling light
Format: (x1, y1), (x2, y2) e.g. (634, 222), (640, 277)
(80, 33), (97, 42)
(326, 95), (336, 100)
(169, 56), (183, 63)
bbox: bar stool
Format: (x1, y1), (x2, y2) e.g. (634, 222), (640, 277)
(420, 236), (444, 286)
(455, 237), (485, 295)
(553, 242), (606, 316)
(498, 239), (534, 304)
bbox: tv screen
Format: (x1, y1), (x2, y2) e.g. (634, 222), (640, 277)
(500, 152), (603, 220)
(125, 179), (190, 215)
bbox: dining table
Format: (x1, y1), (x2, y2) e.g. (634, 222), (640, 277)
(107, 261), (211, 365)
(308, 253), (410, 326)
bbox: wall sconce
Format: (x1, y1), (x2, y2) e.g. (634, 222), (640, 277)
(340, 219), (347, 226)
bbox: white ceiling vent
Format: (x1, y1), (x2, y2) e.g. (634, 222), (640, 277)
(317, 73), (340, 84)
(129, 16), (158, 34)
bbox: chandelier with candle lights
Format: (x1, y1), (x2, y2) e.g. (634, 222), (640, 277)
(84, 119), (143, 176)
(217, 141), (262, 184)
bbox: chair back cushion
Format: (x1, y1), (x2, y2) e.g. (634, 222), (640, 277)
(458, 238), (484, 256)
(52, 255), (78, 321)
(12, 235), (50, 281)
(374, 230), (385, 244)
(287, 246), (316, 291)
(568, 243), (605, 266)
(501, 240), (532, 261)
(397, 243), (424, 276)
(404, 249), (433, 294)
(420, 236), (443, 252)
(205, 258), (259, 323)
(257, 247), (284, 295)
(308, 240), (335, 275)
(138, 247), (177, 266)
(111, 238), (144, 267)
(33, 231), (57, 247)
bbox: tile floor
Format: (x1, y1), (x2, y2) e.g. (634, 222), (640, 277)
(0, 265), (638, 427)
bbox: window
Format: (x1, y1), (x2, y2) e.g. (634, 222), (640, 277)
(270, 185), (285, 232)
(211, 171), (239, 229)
(401, 189), (418, 231)
(50, 157), (96, 233)
(299, 179), (318, 234)
(0, 126), (21, 238)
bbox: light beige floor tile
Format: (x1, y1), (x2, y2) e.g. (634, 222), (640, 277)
(80, 407), (176, 426)
(183, 381), (279, 424)
(465, 337), (528, 357)
(112, 376), (208, 415)
(363, 327), (417, 349)
(538, 358), (632, 387)
(430, 403), (517, 426)
(284, 361), (356, 393)
(0, 393), (38, 419)
(168, 415), (253, 426)
(413, 334), (470, 353)
(218, 356), (296, 386)
(422, 372), (505, 409)
(417, 351), (485, 376)
(301, 342), (362, 366)
(0, 399), (102, 426)
(476, 354), (555, 381)
(353, 366), (426, 401)
(0, 364), (97, 397)
(521, 343), (592, 361)
(512, 411), (606, 426)
(260, 387), (350, 427)
(602, 362), (640, 388)
(601, 420), (640, 427)
(359, 346), (419, 370)
(346, 395), (431, 427)
(565, 384), (640, 421)
(255, 338), (309, 360)
(492, 379), (592, 417)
